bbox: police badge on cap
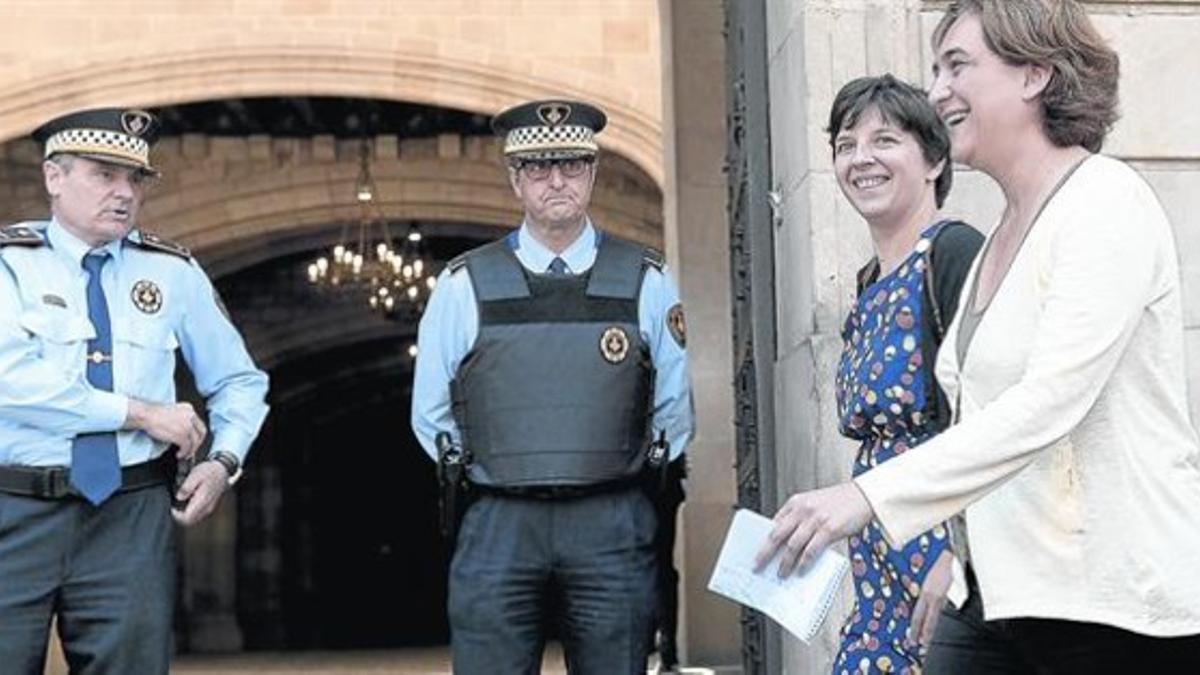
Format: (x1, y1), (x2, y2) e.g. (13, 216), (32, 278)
(492, 99), (607, 161)
(33, 107), (162, 175)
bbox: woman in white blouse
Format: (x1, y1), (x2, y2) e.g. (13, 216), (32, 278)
(756, 0), (1200, 670)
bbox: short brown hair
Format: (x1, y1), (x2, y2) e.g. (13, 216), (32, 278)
(932, 0), (1119, 152)
(828, 75), (953, 208)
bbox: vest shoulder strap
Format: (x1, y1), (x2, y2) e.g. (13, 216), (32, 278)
(586, 234), (653, 300)
(465, 239), (531, 301)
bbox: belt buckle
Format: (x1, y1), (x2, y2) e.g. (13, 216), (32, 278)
(36, 467), (73, 499)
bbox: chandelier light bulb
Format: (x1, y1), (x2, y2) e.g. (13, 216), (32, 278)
(426, 276), (437, 290)
(356, 180), (373, 203)
(384, 296), (395, 310)
(369, 295), (378, 308)
(407, 230), (422, 242)
(307, 264), (319, 282)
(407, 285), (419, 300)
(413, 259), (425, 275)
(407, 344), (419, 358)
(316, 257), (329, 273)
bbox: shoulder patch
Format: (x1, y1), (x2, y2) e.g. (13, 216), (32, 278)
(667, 303), (686, 348)
(0, 225), (46, 248)
(131, 231), (191, 260)
(642, 247), (665, 271)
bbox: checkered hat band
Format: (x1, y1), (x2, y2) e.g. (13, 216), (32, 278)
(44, 128), (150, 166)
(504, 125), (597, 156)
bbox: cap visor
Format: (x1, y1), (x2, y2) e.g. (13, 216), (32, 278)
(507, 149), (596, 161)
(71, 152), (160, 177)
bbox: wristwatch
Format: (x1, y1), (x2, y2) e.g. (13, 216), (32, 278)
(208, 450), (243, 486)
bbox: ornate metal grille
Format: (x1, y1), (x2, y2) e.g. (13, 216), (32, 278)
(724, 0), (781, 672)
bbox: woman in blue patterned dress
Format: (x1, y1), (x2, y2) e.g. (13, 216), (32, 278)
(826, 75), (982, 674)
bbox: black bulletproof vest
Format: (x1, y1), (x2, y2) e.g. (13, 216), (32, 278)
(450, 235), (654, 487)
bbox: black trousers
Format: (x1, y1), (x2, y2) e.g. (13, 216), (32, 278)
(927, 570), (1200, 674)
(447, 488), (658, 675)
(0, 486), (176, 675)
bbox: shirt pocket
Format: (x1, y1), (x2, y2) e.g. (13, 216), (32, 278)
(114, 318), (179, 398)
(18, 310), (92, 377)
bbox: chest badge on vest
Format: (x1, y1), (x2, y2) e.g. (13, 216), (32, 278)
(600, 326), (630, 364)
(131, 280), (163, 314)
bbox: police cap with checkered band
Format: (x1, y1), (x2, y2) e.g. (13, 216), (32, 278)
(33, 107), (161, 175)
(492, 99), (607, 161)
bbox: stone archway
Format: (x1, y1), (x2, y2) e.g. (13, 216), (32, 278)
(0, 132), (664, 261)
(0, 1), (665, 185)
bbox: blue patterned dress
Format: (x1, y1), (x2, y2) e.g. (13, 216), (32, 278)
(832, 222), (951, 675)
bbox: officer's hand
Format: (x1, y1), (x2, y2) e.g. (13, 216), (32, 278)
(126, 400), (207, 459)
(171, 460), (228, 526)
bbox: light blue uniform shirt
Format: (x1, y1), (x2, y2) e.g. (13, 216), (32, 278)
(0, 220), (269, 467)
(411, 221), (695, 461)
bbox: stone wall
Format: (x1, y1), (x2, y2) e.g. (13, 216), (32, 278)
(0, 0), (664, 184)
(766, 1), (1200, 671)
(0, 133), (664, 262)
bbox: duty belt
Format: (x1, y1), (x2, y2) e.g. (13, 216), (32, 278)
(0, 455), (174, 500)
(475, 476), (642, 501)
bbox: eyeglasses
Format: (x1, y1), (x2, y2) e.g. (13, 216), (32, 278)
(514, 157), (594, 181)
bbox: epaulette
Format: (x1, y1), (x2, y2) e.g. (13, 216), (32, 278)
(0, 224), (46, 248)
(642, 246), (665, 271)
(446, 251), (470, 274)
(130, 231), (191, 260)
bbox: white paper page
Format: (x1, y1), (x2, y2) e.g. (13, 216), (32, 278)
(707, 508), (849, 642)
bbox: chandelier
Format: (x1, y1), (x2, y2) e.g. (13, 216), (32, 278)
(305, 139), (436, 315)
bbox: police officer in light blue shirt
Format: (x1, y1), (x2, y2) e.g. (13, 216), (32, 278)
(0, 107), (268, 674)
(411, 99), (694, 674)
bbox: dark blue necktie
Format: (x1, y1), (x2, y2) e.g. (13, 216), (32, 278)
(71, 252), (120, 505)
(548, 257), (569, 277)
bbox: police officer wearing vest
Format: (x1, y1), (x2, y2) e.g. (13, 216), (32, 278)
(0, 108), (269, 674)
(412, 99), (694, 674)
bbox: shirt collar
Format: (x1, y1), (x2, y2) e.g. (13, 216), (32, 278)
(46, 219), (125, 269)
(515, 219), (597, 275)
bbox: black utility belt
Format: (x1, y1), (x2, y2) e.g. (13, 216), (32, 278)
(475, 477), (641, 501)
(0, 455), (174, 500)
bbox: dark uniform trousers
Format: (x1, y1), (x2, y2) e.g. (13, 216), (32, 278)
(926, 566), (1200, 674)
(448, 488), (658, 674)
(0, 486), (175, 674)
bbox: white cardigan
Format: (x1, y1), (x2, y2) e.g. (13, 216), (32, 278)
(855, 155), (1200, 636)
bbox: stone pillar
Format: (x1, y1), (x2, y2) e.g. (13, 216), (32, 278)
(661, 0), (741, 668)
(765, 0), (928, 670)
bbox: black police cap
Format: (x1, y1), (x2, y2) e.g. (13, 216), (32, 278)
(492, 99), (607, 160)
(33, 107), (161, 174)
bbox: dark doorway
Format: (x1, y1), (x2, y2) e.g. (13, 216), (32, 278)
(250, 339), (449, 649)
(215, 231), (490, 652)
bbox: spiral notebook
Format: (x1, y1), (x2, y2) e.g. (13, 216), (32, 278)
(707, 508), (849, 642)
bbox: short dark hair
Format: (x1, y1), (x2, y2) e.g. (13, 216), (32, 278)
(932, 0), (1119, 152)
(827, 74), (953, 208)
